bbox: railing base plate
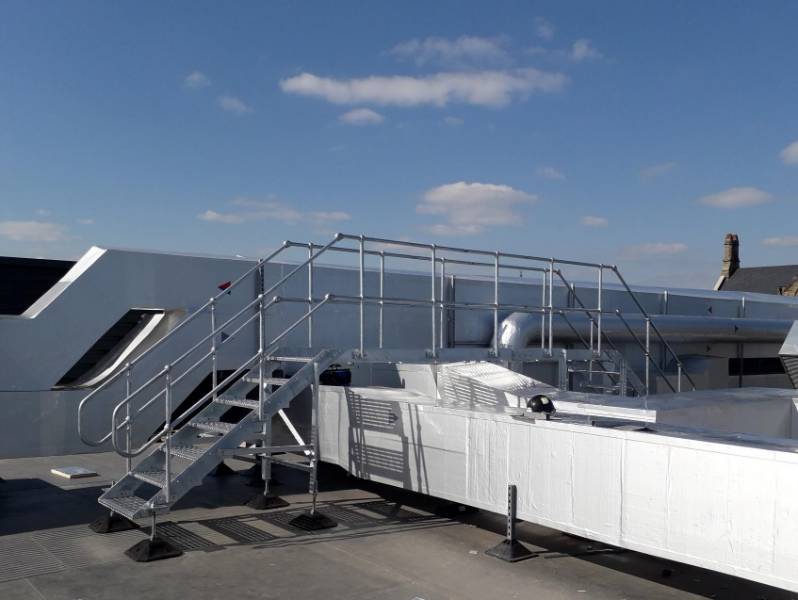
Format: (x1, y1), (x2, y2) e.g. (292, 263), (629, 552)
(125, 536), (183, 562)
(89, 512), (139, 534)
(246, 493), (289, 510)
(289, 510), (337, 531)
(485, 539), (537, 563)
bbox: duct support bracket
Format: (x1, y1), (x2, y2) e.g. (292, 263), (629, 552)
(486, 484), (537, 562)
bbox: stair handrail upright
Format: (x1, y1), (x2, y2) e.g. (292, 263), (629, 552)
(110, 294), (334, 459)
(78, 234), (344, 448)
(554, 271), (644, 395)
(609, 267), (697, 392)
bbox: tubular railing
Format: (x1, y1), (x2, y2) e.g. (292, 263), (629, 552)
(80, 231), (696, 482)
(77, 237), (342, 451)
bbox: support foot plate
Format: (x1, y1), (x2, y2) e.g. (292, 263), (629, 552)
(246, 493), (289, 510)
(485, 539), (536, 563)
(125, 536), (183, 562)
(210, 462), (237, 477)
(289, 511), (337, 531)
(89, 512), (140, 534)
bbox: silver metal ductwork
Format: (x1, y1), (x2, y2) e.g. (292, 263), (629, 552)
(499, 311), (795, 350)
(779, 321), (798, 388)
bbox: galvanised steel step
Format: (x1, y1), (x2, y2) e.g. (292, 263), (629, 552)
(189, 419), (236, 434)
(214, 397), (259, 410)
(99, 495), (151, 520)
(168, 445), (206, 461)
(242, 376), (289, 386)
(132, 469), (167, 487)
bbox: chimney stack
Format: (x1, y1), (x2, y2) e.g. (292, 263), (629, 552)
(721, 233), (740, 278)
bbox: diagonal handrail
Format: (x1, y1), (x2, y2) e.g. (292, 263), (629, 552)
(78, 234), (344, 447)
(555, 271), (645, 395)
(110, 294), (333, 458)
(609, 267), (696, 391)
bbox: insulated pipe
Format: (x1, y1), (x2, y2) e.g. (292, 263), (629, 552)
(499, 311), (795, 350)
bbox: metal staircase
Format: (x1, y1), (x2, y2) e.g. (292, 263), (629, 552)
(77, 231), (694, 560)
(98, 348), (341, 523)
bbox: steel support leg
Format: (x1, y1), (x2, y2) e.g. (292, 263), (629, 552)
(124, 513), (182, 562)
(247, 416), (289, 510)
(485, 485), (536, 562)
(289, 361), (337, 531)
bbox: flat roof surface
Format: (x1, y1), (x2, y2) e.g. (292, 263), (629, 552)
(1, 451), (795, 600)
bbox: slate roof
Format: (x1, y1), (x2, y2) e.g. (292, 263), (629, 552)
(718, 265), (798, 294)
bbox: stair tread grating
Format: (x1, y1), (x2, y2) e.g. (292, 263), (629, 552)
(132, 469), (167, 487)
(169, 445), (206, 461)
(189, 419), (236, 434)
(99, 495), (151, 519)
(214, 397), (259, 410)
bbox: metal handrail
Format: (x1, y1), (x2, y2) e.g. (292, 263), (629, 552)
(610, 268), (697, 391)
(86, 230), (697, 461)
(614, 310), (679, 394)
(78, 235), (344, 447)
(111, 295), (333, 458)
(555, 271), (644, 395)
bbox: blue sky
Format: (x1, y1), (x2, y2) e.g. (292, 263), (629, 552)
(1, 1), (797, 287)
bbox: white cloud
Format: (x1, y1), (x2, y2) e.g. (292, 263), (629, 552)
(780, 140), (798, 165)
(535, 17), (555, 41)
(625, 242), (688, 255)
(198, 198), (351, 228)
(417, 181), (537, 236)
(762, 236), (798, 247)
(36, 208), (51, 217)
(390, 35), (509, 67)
(640, 162), (676, 179)
(536, 165), (565, 180)
(698, 186), (772, 209)
(218, 95), (253, 115)
(280, 69), (567, 108)
(570, 39), (602, 62)
(76, 218), (95, 225)
(198, 210), (247, 224)
(581, 215), (608, 227)
(0, 220), (67, 242)
(339, 108), (385, 125)
(307, 211), (351, 222)
(184, 71), (211, 89)
(444, 116), (464, 126)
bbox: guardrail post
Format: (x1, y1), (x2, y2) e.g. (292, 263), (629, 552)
(439, 257), (446, 351)
(645, 317), (651, 395)
(379, 251), (385, 349)
(596, 266), (603, 357)
(547, 259), (554, 356)
(210, 298), (217, 402)
(677, 362), (682, 393)
(493, 252), (499, 356)
(124, 363), (132, 473)
(359, 235), (365, 357)
(431, 245), (437, 356)
(163, 365), (172, 505)
(258, 293), (265, 422)
(540, 273), (547, 350)
(307, 244), (314, 348)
